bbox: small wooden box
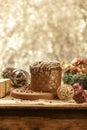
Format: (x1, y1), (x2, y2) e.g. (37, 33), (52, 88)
(0, 79), (11, 98)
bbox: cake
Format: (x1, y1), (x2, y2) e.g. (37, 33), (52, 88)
(30, 61), (62, 93)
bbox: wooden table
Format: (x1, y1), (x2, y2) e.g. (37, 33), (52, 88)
(0, 96), (87, 130)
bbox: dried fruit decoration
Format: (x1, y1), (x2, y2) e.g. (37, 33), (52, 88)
(63, 58), (87, 89)
(72, 83), (87, 103)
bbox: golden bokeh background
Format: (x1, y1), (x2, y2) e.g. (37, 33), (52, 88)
(0, 0), (87, 72)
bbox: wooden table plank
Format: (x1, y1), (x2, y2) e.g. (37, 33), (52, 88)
(0, 96), (87, 109)
(0, 96), (87, 130)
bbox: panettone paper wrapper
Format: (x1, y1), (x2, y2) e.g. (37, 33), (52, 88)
(0, 79), (11, 98)
(30, 70), (62, 92)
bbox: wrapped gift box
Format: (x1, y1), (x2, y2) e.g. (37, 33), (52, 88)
(0, 79), (11, 98)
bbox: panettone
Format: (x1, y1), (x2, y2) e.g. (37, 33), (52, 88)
(30, 61), (62, 93)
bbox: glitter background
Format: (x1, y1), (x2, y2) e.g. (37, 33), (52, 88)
(0, 0), (87, 72)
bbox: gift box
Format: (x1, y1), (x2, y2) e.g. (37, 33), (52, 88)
(0, 79), (11, 98)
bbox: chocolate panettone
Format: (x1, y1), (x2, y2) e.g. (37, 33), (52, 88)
(30, 61), (62, 92)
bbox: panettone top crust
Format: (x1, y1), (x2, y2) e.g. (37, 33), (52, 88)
(30, 61), (62, 73)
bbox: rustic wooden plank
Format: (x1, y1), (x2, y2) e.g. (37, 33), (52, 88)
(0, 96), (86, 130)
(0, 102), (87, 110)
(0, 96), (87, 110)
(0, 116), (87, 130)
(0, 108), (87, 118)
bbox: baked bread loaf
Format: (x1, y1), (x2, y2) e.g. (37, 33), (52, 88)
(30, 61), (62, 93)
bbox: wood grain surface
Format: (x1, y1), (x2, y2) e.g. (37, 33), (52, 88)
(0, 116), (87, 130)
(0, 108), (87, 130)
(0, 96), (87, 110)
(0, 96), (87, 130)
